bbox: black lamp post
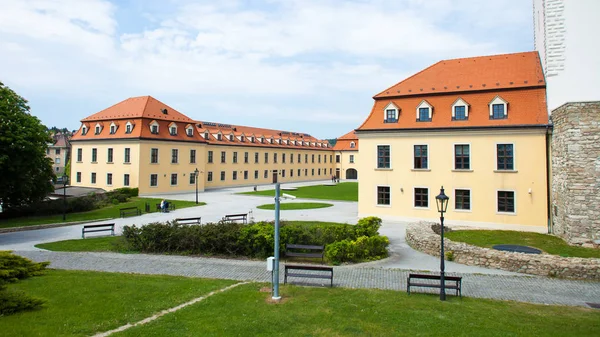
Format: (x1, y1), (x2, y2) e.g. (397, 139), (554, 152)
(435, 186), (449, 301)
(62, 173), (68, 222)
(194, 168), (199, 204)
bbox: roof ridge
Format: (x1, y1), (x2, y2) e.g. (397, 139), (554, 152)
(374, 60), (442, 98)
(437, 50), (537, 63)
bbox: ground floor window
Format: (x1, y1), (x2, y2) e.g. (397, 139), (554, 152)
(254, 170), (258, 179)
(233, 171), (237, 180)
(124, 174), (129, 186)
(76, 172), (81, 183)
(220, 171), (225, 181)
(311, 169), (314, 176)
(264, 170), (268, 179)
(189, 172), (196, 184)
(150, 174), (157, 186)
(414, 188), (428, 208)
(208, 172), (213, 182)
(91, 172), (96, 184)
(497, 191), (515, 213)
(171, 173), (178, 185)
(282, 170), (286, 178)
(106, 173), (112, 185)
(291, 169), (294, 177)
(298, 169), (301, 177)
(455, 189), (470, 210)
(244, 170), (248, 180)
(377, 186), (390, 205)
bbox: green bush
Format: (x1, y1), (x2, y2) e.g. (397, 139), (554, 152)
(0, 251), (49, 315)
(123, 217), (389, 264)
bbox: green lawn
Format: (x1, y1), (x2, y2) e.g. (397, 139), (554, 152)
(0, 198), (204, 229)
(446, 230), (600, 258)
(4, 270), (599, 337)
(1, 270), (234, 337)
(35, 236), (134, 253)
(256, 202), (333, 210)
(240, 182), (358, 201)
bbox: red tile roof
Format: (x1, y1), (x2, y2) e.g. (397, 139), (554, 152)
(82, 96), (194, 123)
(333, 131), (358, 151)
(374, 51), (545, 98)
(358, 51), (548, 131)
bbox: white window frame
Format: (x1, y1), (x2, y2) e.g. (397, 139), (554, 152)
(413, 143), (429, 170)
(94, 123), (102, 135)
(413, 186), (430, 210)
(383, 102), (399, 122)
(453, 188), (472, 212)
(170, 173), (178, 186)
(416, 100), (433, 121)
(126, 122), (134, 134)
(350, 141), (355, 149)
(495, 142), (517, 171)
(109, 122), (117, 134)
(186, 126), (194, 137)
(150, 121), (159, 134)
(81, 125), (88, 135)
(489, 96), (508, 118)
(349, 154), (354, 164)
(150, 173), (158, 187)
(376, 144), (392, 169)
(453, 143), (472, 171)
(451, 98), (469, 119)
(496, 189), (517, 215)
(169, 123), (177, 136)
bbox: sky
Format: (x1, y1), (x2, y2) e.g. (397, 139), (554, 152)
(0, 0), (534, 140)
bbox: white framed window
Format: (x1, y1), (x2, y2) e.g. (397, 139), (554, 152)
(126, 122), (134, 134)
(81, 125), (88, 135)
(109, 123), (117, 134)
(229, 134), (234, 141)
(413, 144), (428, 169)
(414, 187), (429, 209)
(349, 154), (354, 163)
(350, 141), (356, 149)
(377, 144), (391, 169)
(496, 143), (515, 171)
(217, 133), (222, 141)
(169, 123), (177, 136)
(204, 132), (209, 139)
(489, 96), (508, 119)
(186, 126), (194, 137)
(376, 186), (391, 206)
(416, 100), (432, 122)
(454, 143), (471, 170)
(383, 102), (399, 123)
(94, 123), (102, 135)
(150, 174), (158, 187)
(454, 188), (471, 211)
(170, 173), (178, 186)
(497, 190), (516, 214)
(150, 121), (159, 134)
(451, 98), (469, 121)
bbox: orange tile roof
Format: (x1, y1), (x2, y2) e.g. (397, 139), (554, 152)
(374, 51), (545, 99)
(82, 96), (194, 123)
(358, 51), (549, 131)
(333, 130), (359, 151)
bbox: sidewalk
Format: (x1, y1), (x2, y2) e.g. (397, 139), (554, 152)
(15, 250), (600, 308)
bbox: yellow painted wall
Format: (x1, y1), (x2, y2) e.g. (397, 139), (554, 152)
(334, 150), (359, 179)
(71, 140), (142, 192)
(357, 129), (548, 228)
(204, 145), (335, 189)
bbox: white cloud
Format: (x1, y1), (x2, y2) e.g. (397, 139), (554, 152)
(0, 0), (533, 137)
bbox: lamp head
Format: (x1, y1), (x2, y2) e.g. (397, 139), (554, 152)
(435, 186), (449, 213)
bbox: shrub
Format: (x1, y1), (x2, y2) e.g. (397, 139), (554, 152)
(355, 217), (382, 237)
(0, 251), (49, 315)
(324, 240), (355, 265)
(325, 235), (390, 265)
(445, 250), (455, 261)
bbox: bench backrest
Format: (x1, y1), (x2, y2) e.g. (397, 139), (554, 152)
(120, 207), (139, 211)
(286, 244), (324, 251)
(176, 217), (201, 221)
(83, 223), (115, 229)
(409, 274), (462, 281)
(224, 213), (247, 218)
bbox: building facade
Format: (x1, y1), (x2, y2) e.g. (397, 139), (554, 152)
(46, 133), (71, 176)
(356, 52), (550, 230)
(70, 96), (335, 195)
(333, 131), (359, 180)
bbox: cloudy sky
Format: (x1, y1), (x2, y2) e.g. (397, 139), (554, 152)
(0, 0), (533, 139)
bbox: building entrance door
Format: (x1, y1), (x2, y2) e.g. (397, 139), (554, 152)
(272, 171), (278, 183)
(335, 168), (340, 179)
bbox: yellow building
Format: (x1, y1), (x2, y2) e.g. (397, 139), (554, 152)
(355, 52), (550, 230)
(333, 131), (359, 180)
(70, 96), (335, 195)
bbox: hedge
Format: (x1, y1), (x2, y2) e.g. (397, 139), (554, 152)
(122, 216), (389, 264)
(0, 251), (49, 315)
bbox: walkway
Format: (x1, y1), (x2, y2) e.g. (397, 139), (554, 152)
(16, 250), (600, 308)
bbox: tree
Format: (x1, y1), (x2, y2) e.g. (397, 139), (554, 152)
(0, 81), (54, 211)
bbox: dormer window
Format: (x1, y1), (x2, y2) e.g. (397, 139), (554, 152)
(260, 138), (264, 143)
(240, 136), (245, 142)
(452, 98), (469, 121)
(250, 136), (255, 143)
(109, 124), (117, 134)
(383, 103), (399, 123)
(229, 134), (234, 141)
(416, 101), (432, 122)
(95, 124), (102, 135)
(150, 121), (159, 134)
(186, 127), (193, 137)
(489, 96), (508, 120)
(82, 126), (88, 136)
(204, 132), (209, 139)
(169, 124), (177, 136)
(217, 134), (222, 141)
(125, 122), (133, 134)
(350, 142), (356, 149)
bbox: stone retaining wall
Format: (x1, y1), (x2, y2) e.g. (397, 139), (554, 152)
(406, 222), (600, 280)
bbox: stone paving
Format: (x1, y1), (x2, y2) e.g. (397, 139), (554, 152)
(16, 250), (600, 308)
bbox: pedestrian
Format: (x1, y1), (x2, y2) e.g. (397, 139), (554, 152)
(160, 199), (166, 213)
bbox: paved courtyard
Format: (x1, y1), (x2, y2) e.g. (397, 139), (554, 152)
(2, 180), (600, 308)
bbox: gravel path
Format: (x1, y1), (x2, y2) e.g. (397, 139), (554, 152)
(16, 250), (600, 308)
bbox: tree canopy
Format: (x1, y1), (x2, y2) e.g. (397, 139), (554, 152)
(0, 81), (54, 211)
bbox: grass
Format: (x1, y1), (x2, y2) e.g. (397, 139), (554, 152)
(240, 182), (358, 201)
(256, 202), (333, 210)
(35, 236), (134, 253)
(1, 270), (234, 337)
(4, 271), (599, 336)
(0, 197), (204, 229)
(446, 230), (600, 258)
(114, 283), (600, 337)
(36, 220), (352, 253)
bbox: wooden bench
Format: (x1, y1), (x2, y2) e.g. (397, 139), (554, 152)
(120, 206), (141, 218)
(407, 273), (462, 297)
(285, 244), (325, 264)
(284, 264), (334, 287)
(175, 217), (201, 225)
(222, 213), (248, 224)
(156, 203), (176, 212)
(82, 223), (115, 239)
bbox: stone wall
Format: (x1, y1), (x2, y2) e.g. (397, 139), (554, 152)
(551, 101), (600, 245)
(406, 222), (600, 280)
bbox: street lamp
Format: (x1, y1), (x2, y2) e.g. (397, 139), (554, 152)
(435, 186), (449, 301)
(194, 168), (199, 204)
(62, 173), (69, 222)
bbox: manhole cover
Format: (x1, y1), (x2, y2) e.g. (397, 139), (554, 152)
(586, 302), (600, 309)
(492, 244), (542, 254)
